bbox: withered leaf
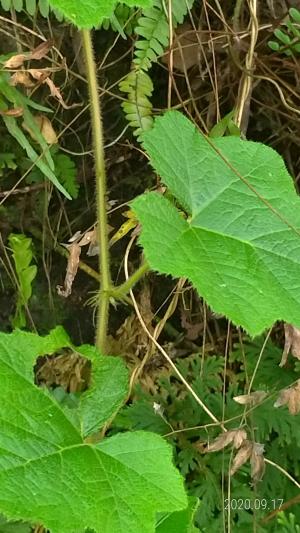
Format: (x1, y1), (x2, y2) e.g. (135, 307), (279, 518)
(0, 107), (23, 117)
(28, 68), (51, 82)
(68, 230), (83, 243)
(207, 429), (247, 452)
(162, 23), (200, 72)
(280, 323), (300, 367)
(30, 40), (54, 60)
(78, 229), (97, 248)
(274, 380), (300, 415)
(4, 54), (27, 69)
(230, 440), (253, 475)
(4, 41), (53, 70)
(45, 77), (75, 109)
(230, 440), (265, 483)
(28, 69), (81, 110)
(36, 350), (90, 393)
(233, 391), (267, 406)
(35, 115), (58, 144)
(180, 308), (203, 341)
(23, 114), (58, 144)
(57, 243), (81, 298)
(250, 443), (265, 483)
(10, 71), (35, 87)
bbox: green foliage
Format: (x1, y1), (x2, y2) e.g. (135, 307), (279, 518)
(156, 496), (199, 533)
(133, 0), (169, 71)
(101, 4), (139, 36)
(47, 0), (153, 29)
(120, 0), (194, 137)
(132, 110), (300, 336)
(209, 110), (240, 138)
(119, 69), (154, 138)
(0, 0), (64, 20)
(277, 512), (300, 532)
(133, 0), (194, 70)
(0, 327), (187, 532)
(114, 339), (300, 531)
(268, 8), (300, 55)
(26, 147), (79, 199)
(8, 233), (37, 329)
(0, 152), (16, 176)
(0, 514), (30, 533)
(52, 151), (79, 198)
(0, 71), (70, 198)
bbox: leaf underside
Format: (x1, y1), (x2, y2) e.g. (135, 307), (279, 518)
(132, 111), (300, 336)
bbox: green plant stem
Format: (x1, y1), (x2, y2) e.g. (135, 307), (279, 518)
(81, 29), (111, 353)
(110, 261), (150, 300)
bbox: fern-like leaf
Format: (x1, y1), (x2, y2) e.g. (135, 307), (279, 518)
(120, 0), (194, 137)
(101, 4), (139, 36)
(134, 1), (169, 70)
(25, 148), (79, 199)
(53, 151), (79, 199)
(119, 69), (153, 138)
(134, 0), (194, 70)
(0, 0), (63, 19)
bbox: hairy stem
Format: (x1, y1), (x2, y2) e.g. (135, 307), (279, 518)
(111, 262), (150, 300)
(81, 29), (111, 353)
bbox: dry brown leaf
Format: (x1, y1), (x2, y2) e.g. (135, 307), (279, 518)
(28, 68), (51, 82)
(4, 54), (27, 69)
(78, 229), (97, 248)
(68, 230), (83, 243)
(250, 443), (265, 483)
(230, 440), (253, 475)
(57, 243), (81, 298)
(10, 71), (35, 87)
(274, 380), (300, 414)
(230, 440), (265, 482)
(30, 39), (54, 60)
(28, 69), (80, 110)
(62, 228), (100, 257)
(180, 308), (203, 341)
(4, 41), (53, 70)
(35, 115), (58, 144)
(44, 77), (73, 109)
(23, 114), (58, 144)
(36, 350), (91, 393)
(0, 107), (23, 117)
(207, 429), (247, 452)
(162, 23), (200, 72)
(106, 284), (154, 367)
(280, 323), (300, 366)
(233, 391), (267, 406)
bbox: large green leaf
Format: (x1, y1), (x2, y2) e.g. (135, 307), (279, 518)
(0, 328), (186, 532)
(48, 0), (153, 29)
(156, 496), (199, 532)
(132, 111), (300, 336)
(0, 515), (30, 533)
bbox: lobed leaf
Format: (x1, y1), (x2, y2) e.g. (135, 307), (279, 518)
(132, 111), (300, 336)
(0, 328), (187, 532)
